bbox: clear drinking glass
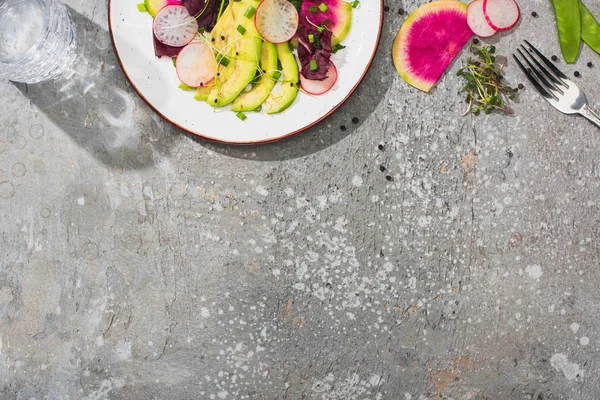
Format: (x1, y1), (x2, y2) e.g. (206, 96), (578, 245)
(0, 0), (76, 83)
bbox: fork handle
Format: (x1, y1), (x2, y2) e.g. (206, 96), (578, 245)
(580, 105), (600, 129)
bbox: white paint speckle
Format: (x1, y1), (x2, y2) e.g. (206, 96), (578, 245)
(217, 391), (228, 399)
(351, 176), (363, 187)
(201, 307), (210, 318)
(580, 336), (590, 346)
(255, 186), (269, 196)
(525, 265), (543, 280)
(550, 353), (584, 380)
(570, 323), (580, 334)
(77, 197), (85, 206)
(408, 277), (417, 290)
(95, 335), (104, 347)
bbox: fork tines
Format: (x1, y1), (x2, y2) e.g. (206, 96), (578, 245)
(512, 41), (570, 101)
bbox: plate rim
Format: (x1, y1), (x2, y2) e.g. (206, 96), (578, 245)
(107, 0), (384, 145)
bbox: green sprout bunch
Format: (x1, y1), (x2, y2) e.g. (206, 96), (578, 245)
(457, 44), (518, 116)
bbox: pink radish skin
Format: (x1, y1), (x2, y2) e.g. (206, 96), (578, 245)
(176, 42), (216, 88)
(483, 0), (520, 31)
(300, 61), (338, 95)
(153, 5), (198, 48)
(255, 0), (299, 44)
(468, 0), (496, 38)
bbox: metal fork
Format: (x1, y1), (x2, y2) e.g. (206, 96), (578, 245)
(513, 40), (600, 129)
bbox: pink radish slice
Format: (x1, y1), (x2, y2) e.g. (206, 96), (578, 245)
(482, 0), (520, 31)
(176, 42), (216, 87)
(300, 61), (338, 95)
(468, 0), (496, 38)
(255, 0), (299, 44)
(154, 5), (198, 47)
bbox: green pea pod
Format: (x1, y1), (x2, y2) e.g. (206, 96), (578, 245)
(580, 2), (600, 55)
(553, 0), (581, 63)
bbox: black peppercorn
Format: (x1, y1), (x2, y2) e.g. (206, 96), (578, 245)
(379, 165), (386, 172)
(221, 36), (225, 40)
(385, 175), (393, 181)
(377, 144), (384, 150)
(352, 117), (359, 124)
(551, 55), (558, 62)
(574, 71), (580, 77)
(588, 62), (593, 68)
(472, 38), (479, 45)
(531, 11), (538, 17)
(398, 8), (404, 15)
(340, 125), (347, 131)
(518, 83), (524, 89)
(384, 6), (389, 12)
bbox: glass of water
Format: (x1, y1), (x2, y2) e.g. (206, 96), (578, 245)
(0, 0), (76, 83)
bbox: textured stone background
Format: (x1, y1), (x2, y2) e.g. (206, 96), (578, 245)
(1, 0), (600, 399)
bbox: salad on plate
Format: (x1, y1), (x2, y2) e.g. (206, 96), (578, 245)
(137, 0), (356, 120)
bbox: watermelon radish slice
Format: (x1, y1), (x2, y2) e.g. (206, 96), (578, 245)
(145, 0), (181, 17)
(483, 0), (520, 31)
(300, 0), (352, 45)
(300, 61), (338, 95)
(255, 0), (299, 44)
(176, 42), (216, 87)
(153, 5), (199, 48)
(392, 1), (472, 93)
(468, 0), (497, 38)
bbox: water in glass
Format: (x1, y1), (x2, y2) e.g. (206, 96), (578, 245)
(0, 0), (76, 83)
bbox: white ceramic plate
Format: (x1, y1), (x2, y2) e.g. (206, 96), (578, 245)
(108, 0), (383, 144)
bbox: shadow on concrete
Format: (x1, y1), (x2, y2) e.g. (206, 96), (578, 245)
(13, 8), (170, 170)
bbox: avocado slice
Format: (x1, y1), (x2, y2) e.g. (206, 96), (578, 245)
(207, 0), (263, 107)
(194, 85), (213, 101)
(265, 43), (299, 115)
(231, 42), (278, 112)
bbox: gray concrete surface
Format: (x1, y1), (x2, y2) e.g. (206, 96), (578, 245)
(1, 0), (600, 399)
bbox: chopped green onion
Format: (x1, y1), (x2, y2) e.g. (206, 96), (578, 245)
(244, 6), (256, 18)
(237, 24), (246, 35)
(178, 83), (196, 91)
(318, 2), (328, 12)
(236, 112), (247, 121)
(312, 35), (322, 49)
(309, 59), (318, 71)
(172, 57), (177, 67)
(254, 105), (262, 112)
(272, 71), (282, 80)
(308, 34), (315, 43)
(317, 24), (325, 32)
(217, 54), (230, 67)
(332, 43), (346, 54)
(137, 3), (147, 12)
(308, 5), (318, 12)
(351, 0), (359, 7)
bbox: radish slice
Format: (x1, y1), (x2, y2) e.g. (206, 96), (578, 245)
(153, 5), (198, 47)
(468, 0), (496, 38)
(483, 0), (520, 31)
(300, 61), (338, 95)
(176, 42), (216, 88)
(255, 0), (299, 44)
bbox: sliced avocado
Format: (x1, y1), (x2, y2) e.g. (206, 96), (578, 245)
(208, 5), (238, 85)
(194, 85), (213, 101)
(207, 0), (263, 107)
(265, 43), (299, 115)
(231, 42), (278, 112)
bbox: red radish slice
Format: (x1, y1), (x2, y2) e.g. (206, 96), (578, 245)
(468, 0), (496, 38)
(300, 61), (338, 95)
(153, 5), (198, 48)
(255, 0), (299, 44)
(483, 0), (520, 31)
(176, 42), (216, 88)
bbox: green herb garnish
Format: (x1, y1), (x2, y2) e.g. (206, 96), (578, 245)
(309, 59), (318, 71)
(350, 0), (359, 8)
(137, 3), (147, 12)
(308, 34), (315, 43)
(318, 2), (328, 12)
(237, 24), (246, 35)
(332, 43), (346, 54)
(309, 5), (318, 12)
(244, 6), (256, 18)
(217, 54), (231, 67)
(236, 112), (247, 121)
(457, 44), (518, 116)
(272, 71), (282, 80)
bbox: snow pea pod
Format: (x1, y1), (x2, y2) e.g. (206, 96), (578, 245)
(553, 0), (581, 63)
(580, 2), (600, 55)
